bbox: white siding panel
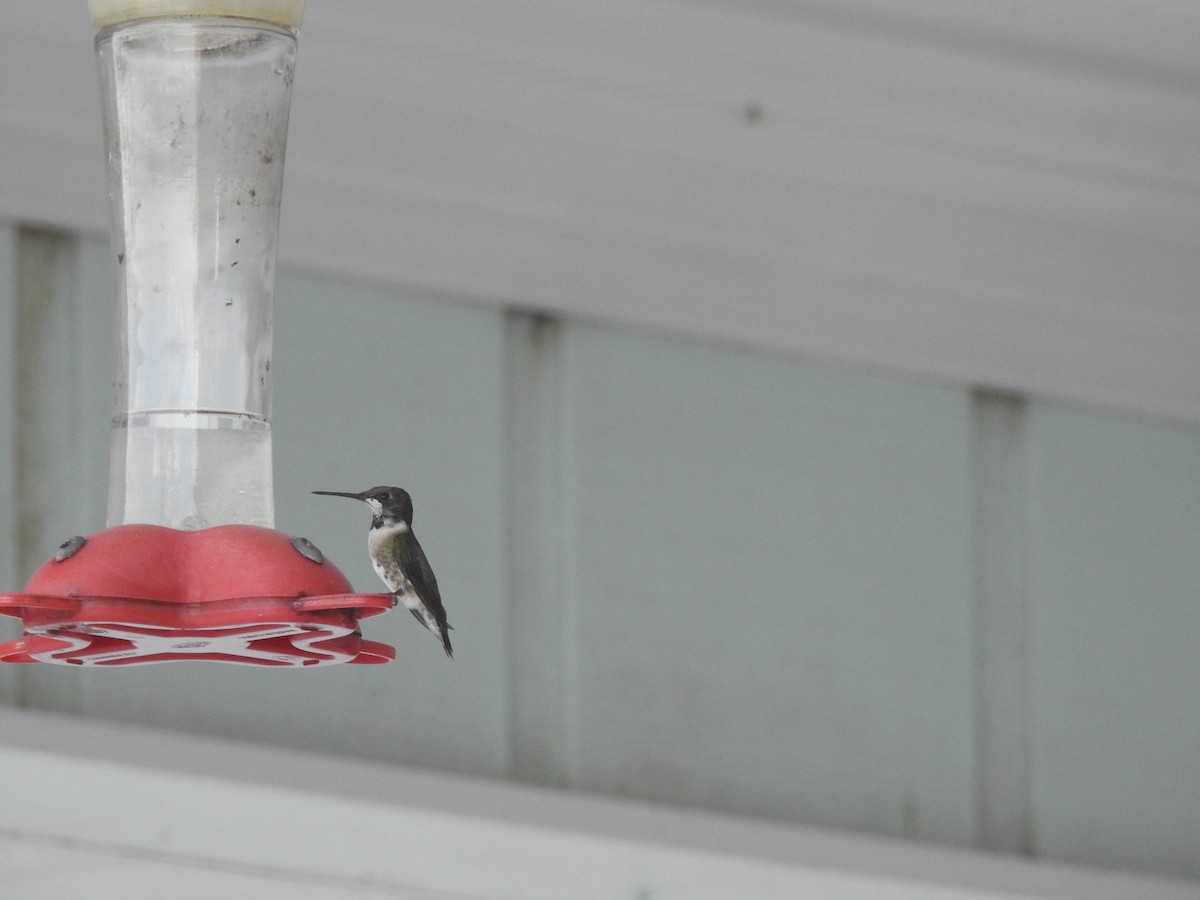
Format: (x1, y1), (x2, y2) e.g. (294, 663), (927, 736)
(503, 314), (574, 787)
(1027, 405), (1200, 879)
(562, 326), (977, 844)
(6, 229), (111, 713)
(969, 394), (1033, 856)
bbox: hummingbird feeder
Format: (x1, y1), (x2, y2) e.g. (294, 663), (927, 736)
(0, 0), (396, 666)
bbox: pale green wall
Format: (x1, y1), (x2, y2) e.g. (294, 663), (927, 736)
(1, 224), (1197, 881)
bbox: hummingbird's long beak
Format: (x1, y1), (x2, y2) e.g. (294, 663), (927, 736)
(312, 490), (365, 500)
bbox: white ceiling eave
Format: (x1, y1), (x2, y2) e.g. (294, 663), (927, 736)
(2, 707), (1198, 899)
(3, 1), (1199, 424)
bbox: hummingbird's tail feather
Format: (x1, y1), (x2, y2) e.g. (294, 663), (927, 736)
(407, 606), (454, 657)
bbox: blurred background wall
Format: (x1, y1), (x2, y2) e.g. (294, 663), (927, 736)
(1, 0), (1197, 885)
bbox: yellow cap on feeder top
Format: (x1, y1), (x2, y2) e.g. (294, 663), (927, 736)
(88, 0), (306, 31)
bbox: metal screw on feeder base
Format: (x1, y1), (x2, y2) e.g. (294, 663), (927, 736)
(290, 537), (325, 564)
(54, 536), (88, 562)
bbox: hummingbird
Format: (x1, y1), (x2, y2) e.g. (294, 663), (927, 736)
(313, 485), (452, 657)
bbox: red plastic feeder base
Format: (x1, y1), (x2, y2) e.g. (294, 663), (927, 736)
(0, 525), (396, 667)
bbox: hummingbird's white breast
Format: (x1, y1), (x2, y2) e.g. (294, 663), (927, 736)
(368, 521), (412, 596)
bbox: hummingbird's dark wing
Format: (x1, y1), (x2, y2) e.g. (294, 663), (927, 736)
(399, 529), (453, 655)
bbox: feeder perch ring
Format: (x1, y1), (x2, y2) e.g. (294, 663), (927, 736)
(0, 525), (395, 667)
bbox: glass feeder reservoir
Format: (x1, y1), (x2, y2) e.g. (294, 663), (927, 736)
(96, 0), (306, 528)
